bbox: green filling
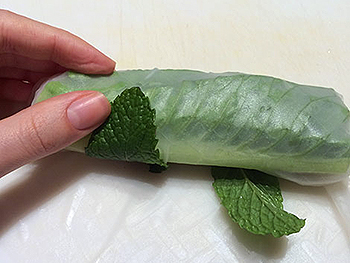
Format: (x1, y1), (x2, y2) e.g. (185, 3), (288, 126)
(35, 70), (350, 175)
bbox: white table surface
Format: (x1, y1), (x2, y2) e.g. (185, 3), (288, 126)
(0, 1), (350, 262)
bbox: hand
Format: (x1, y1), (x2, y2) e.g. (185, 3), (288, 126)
(0, 10), (116, 176)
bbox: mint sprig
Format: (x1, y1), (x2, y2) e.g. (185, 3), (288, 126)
(86, 87), (166, 169)
(212, 167), (305, 237)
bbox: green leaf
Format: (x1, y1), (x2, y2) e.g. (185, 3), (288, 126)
(212, 167), (305, 237)
(85, 87), (167, 168)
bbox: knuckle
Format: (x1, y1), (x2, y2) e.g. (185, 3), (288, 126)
(19, 113), (57, 157)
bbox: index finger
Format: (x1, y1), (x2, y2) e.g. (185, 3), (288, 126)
(0, 10), (116, 74)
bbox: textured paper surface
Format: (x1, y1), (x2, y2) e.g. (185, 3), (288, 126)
(0, 1), (349, 262)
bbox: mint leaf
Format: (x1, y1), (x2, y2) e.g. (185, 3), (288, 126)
(212, 167), (305, 237)
(86, 87), (166, 168)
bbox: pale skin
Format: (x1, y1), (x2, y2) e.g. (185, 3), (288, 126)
(0, 10), (116, 176)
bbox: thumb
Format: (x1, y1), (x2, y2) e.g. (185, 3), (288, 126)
(0, 91), (110, 176)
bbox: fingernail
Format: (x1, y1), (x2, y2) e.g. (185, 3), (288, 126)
(67, 92), (110, 130)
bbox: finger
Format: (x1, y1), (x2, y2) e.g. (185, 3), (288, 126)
(0, 10), (116, 74)
(0, 67), (52, 83)
(0, 90), (111, 176)
(0, 79), (33, 102)
(0, 53), (66, 73)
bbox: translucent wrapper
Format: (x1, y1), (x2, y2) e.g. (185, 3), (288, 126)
(33, 69), (350, 186)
